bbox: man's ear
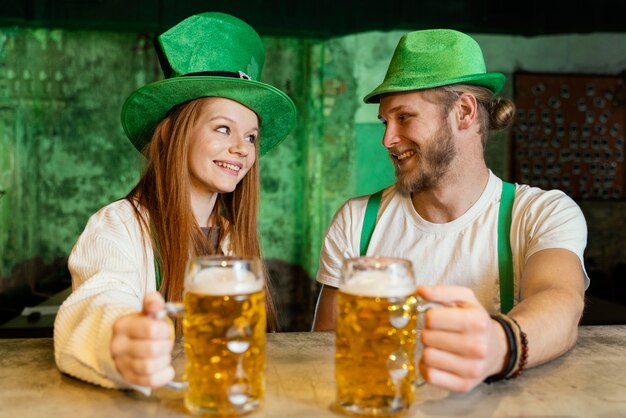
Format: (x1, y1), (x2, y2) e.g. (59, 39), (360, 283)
(456, 93), (478, 130)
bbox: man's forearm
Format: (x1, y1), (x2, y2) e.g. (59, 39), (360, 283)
(511, 286), (584, 369)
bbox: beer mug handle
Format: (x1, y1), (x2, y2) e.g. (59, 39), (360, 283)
(414, 299), (443, 387)
(415, 297), (443, 325)
(156, 302), (188, 391)
(163, 301), (185, 317)
(416, 301), (442, 314)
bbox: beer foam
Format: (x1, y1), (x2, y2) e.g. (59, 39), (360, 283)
(340, 271), (415, 297)
(187, 268), (263, 295)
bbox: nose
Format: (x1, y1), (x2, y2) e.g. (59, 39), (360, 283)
(382, 123), (400, 149)
(229, 137), (251, 157)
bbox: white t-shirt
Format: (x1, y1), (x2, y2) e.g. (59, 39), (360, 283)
(317, 171), (589, 313)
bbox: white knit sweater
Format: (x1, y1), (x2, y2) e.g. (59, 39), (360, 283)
(55, 199), (233, 389)
(54, 199), (156, 389)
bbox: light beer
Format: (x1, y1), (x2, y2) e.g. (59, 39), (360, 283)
(182, 267), (266, 416)
(335, 269), (418, 416)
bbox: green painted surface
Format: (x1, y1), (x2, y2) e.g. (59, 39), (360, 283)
(258, 37), (309, 268)
(0, 26), (328, 286)
(2, 24), (626, 307)
(0, 27), (148, 281)
(355, 122), (394, 196)
(317, 37), (360, 238)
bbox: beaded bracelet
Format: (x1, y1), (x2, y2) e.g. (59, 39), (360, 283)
(485, 313), (529, 383)
(507, 316), (528, 379)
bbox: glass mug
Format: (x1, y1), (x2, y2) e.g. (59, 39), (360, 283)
(334, 256), (439, 417)
(164, 256), (266, 416)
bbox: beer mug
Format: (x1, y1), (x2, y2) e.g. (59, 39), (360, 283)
(164, 256), (266, 416)
(334, 256), (438, 417)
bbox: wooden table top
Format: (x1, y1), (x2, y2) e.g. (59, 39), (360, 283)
(1, 326), (625, 417)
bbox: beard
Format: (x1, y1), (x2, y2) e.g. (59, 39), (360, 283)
(392, 120), (457, 194)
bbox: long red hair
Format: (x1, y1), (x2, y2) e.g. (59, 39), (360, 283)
(126, 97), (278, 331)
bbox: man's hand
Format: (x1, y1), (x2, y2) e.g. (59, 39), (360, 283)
(417, 285), (508, 392)
(111, 292), (175, 387)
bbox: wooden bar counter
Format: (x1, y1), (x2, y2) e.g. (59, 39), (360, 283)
(1, 326), (625, 417)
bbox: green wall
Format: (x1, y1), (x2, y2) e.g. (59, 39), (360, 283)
(0, 27), (144, 284)
(2, 25), (626, 310)
(0, 26), (331, 290)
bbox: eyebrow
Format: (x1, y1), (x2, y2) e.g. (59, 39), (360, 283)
(378, 105), (412, 121)
(209, 115), (236, 123)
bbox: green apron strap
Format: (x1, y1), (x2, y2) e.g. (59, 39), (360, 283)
(149, 223), (163, 291)
(498, 181), (516, 313)
(154, 255), (162, 291)
(360, 189), (384, 256)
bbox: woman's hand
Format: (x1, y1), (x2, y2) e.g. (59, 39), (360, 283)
(111, 292), (175, 387)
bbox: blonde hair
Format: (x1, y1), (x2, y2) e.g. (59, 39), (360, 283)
(429, 84), (516, 148)
(126, 97), (278, 331)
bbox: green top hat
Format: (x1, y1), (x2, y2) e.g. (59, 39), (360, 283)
(364, 29), (505, 103)
(121, 12), (297, 156)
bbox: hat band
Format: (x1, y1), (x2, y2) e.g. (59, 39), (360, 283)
(183, 70), (252, 80)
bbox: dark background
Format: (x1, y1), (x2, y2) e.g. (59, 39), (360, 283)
(1, 0), (625, 37)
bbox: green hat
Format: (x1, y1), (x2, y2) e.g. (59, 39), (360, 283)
(364, 29), (505, 103)
(121, 12), (296, 156)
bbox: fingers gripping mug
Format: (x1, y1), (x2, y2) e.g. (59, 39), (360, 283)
(334, 256), (439, 417)
(163, 256), (266, 416)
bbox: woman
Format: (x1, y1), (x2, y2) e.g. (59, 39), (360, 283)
(53, 12), (296, 390)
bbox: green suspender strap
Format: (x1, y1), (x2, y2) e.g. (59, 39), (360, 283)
(498, 181), (516, 314)
(360, 181), (516, 314)
(359, 189), (384, 256)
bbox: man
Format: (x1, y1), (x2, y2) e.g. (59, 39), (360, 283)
(313, 29), (587, 393)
